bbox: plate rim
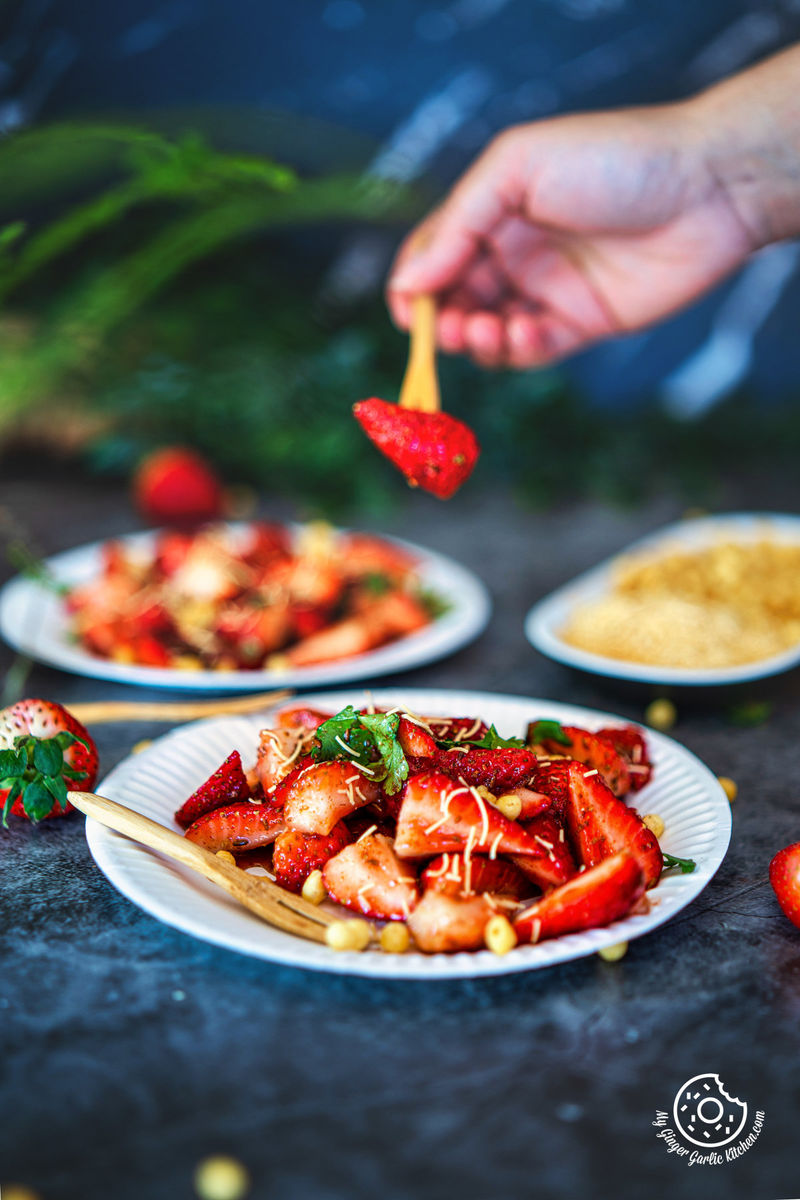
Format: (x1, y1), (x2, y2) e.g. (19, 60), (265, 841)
(0, 522), (491, 691)
(525, 511), (800, 686)
(85, 686), (733, 980)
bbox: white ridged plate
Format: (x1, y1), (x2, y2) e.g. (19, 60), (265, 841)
(0, 524), (490, 691)
(85, 688), (731, 978)
(525, 512), (800, 686)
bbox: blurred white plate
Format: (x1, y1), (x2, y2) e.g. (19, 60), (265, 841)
(86, 687), (731, 979)
(525, 512), (800, 687)
(0, 524), (490, 691)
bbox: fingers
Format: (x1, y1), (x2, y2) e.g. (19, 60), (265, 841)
(430, 301), (590, 369)
(386, 133), (521, 321)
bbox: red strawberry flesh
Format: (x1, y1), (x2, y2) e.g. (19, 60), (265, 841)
(770, 842), (800, 928)
(515, 852), (645, 943)
(174, 750), (250, 828)
(353, 397), (480, 500)
(184, 802), (286, 852)
(272, 821), (352, 894)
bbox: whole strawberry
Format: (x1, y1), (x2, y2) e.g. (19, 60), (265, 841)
(353, 397), (480, 500)
(133, 446), (224, 525)
(770, 841), (800, 927)
(0, 699), (99, 823)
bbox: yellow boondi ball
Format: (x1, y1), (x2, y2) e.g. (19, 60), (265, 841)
(379, 923), (411, 954)
(598, 941), (628, 962)
(1, 1186), (42, 1200)
(301, 870), (327, 905)
(645, 698), (677, 731)
(642, 813), (665, 839)
(194, 1156), (250, 1200)
(718, 776), (738, 803)
(484, 914), (518, 956)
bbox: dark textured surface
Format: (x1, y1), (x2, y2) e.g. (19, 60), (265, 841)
(3, 468), (800, 1200)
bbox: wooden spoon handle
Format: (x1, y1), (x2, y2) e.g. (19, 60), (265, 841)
(67, 688), (292, 725)
(68, 789), (332, 941)
(69, 788), (230, 875)
(399, 294), (440, 414)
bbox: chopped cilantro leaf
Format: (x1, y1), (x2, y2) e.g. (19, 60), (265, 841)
(528, 719), (572, 747)
(362, 572), (391, 596)
(661, 852), (696, 875)
(436, 723), (524, 750)
(311, 705), (409, 795)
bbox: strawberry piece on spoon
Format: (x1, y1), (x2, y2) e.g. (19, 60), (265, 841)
(353, 398), (480, 500)
(354, 295), (480, 500)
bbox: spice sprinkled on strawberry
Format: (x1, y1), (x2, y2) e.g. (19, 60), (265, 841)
(0, 699), (98, 823)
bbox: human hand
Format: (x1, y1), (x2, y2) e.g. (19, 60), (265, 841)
(386, 105), (759, 368)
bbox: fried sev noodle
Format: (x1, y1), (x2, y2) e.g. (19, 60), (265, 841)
(559, 537), (800, 669)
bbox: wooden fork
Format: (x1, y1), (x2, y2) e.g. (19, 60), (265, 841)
(68, 789), (334, 943)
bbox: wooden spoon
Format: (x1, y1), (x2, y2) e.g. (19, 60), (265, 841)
(352, 294), (480, 499)
(67, 688), (292, 726)
(68, 788), (334, 943)
(398, 294), (441, 413)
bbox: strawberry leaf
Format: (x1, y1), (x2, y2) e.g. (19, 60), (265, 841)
(33, 738), (64, 776)
(0, 748), (26, 778)
(22, 778), (55, 822)
(2, 779), (22, 826)
(43, 773), (69, 810)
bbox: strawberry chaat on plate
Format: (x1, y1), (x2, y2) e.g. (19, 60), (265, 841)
(176, 703), (693, 955)
(65, 523), (444, 672)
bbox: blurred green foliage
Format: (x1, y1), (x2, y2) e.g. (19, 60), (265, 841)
(1, 118), (799, 516)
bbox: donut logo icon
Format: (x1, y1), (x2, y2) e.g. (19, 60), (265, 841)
(672, 1074), (748, 1149)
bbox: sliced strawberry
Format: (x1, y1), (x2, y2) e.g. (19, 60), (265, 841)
(397, 715), (437, 759)
(174, 750), (250, 829)
(276, 706), (332, 734)
(515, 852), (645, 943)
(272, 821), (352, 894)
(432, 746), (537, 792)
(770, 842), (800, 928)
(184, 802), (285, 852)
(563, 761), (663, 888)
(424, 716), (489, 744)
(596, 725), (653, 791)
(511, 813), (577, 890)
(407, 891), (493, 952)
(421, 853), (534, 901)
(529, 760), (572, 821)
(353, 397), (480, 500)
(533, 725), (631, 797)
(507, 787), (552, 821)
(393, 771), (545, 859)
(154, 530), (195, 577)
(323, 832), (419, 920)
(281, 760), (381, 835)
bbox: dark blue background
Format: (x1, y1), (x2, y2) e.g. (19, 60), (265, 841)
(5, 0), (800, 410)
